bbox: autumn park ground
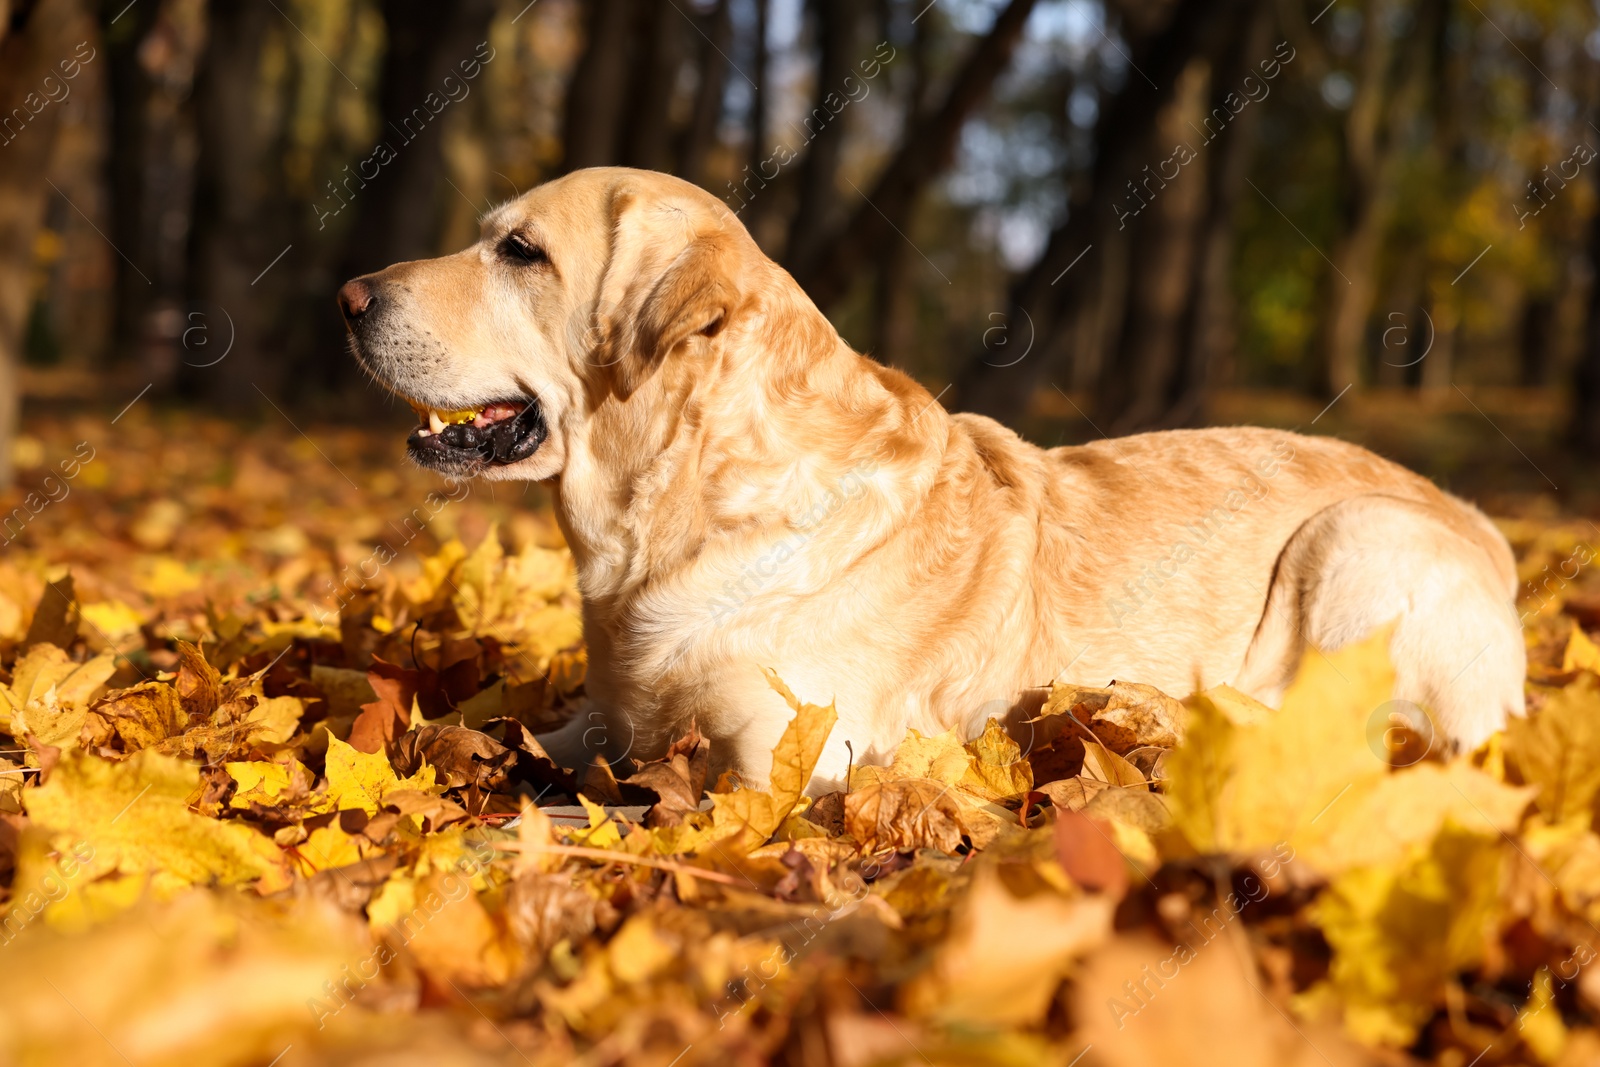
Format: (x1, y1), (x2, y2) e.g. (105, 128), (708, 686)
(1, 392), (1600, 1067)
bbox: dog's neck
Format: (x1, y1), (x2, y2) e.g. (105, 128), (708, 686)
(551, 279), (951, 609)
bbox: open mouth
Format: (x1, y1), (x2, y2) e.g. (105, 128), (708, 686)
(405, 397), (547, 470)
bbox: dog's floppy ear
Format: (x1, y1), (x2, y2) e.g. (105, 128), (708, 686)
(594, 192), (740, 397)
(635, 233), (737, 363)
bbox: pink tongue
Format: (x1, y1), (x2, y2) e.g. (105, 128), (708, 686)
(472, 402), (523, 428)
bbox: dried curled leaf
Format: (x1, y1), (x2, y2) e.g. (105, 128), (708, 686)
(844, 778), (964, 853)
(1039, 679), (1185, 753)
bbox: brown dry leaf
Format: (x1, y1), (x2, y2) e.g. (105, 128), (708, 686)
(393, 723), (512, 791)
(623, 722), (710, 827)
(1081, 738), (1148, 787)
(1035, 776), (1111, 811)
(349, 657), (422, 754)
(173, 641), (223, 720)
(22, 574), (79, 651)
(1039, 679), (1185, 753)
(81, 681), (186, 754)
(844, 778), (965, 853)
(309, 665), (380, 718)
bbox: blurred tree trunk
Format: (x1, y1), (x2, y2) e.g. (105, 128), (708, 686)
(186, 0), (277, 407)
(1095, 61), (1212, 433)
(103, 0), (160, 367)
(1315, 0), (1443, 396)
(678, 0), (731, 185)
(1315, 0), (1397, 397)
(869, 11), (930, 367)
(741, 0), (775, 239)
(783, 0), (863, 274)
(562, 0), (635, 171)
(951, 0), (1242, 426)
(1518, 297), (1553, 387)
(0, 0), (82, 490)
(790, 0), (1040, 309)
(748, 0), (769, 169)
(1575, 181), (1600, 450)
(346, 0), (496, 273)
(1162, 0), (1273, 426)
(618, 0), (680, 170)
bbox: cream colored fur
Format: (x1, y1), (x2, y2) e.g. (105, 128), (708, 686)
(344, 167), (1526, 788)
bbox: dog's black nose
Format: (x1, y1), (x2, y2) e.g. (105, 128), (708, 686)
(337, 277), (376, 320)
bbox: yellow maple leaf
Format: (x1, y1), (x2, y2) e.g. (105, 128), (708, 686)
(1307, 823), (1504, 1046)
(22, 749), (282, 893)
(0, 644), (116, 750)
(401, 537), (468, 606)
(567, 793), (624, 848)
(367, 871), (514, 987)
(1562, 620), (1600, 674)
(1195, 682), (1275, 726)
(960, 719), (1034, 799)
(1296, 760), (1532, 874)
(0, 891), (368, 1064)
(878, 727), (971, 785)
(1166, 630), (1395, 856)
(449, 528), (583, 668)
(323, 735), (439, 815)
(607, 914), (677, 984)
(294, 822), (372, 875)
(701, 669), (836, 850)
(1519, 967), (1568, 1065)
(226, 757), (330, 814)
(78, 600), (143, 649)
(1507, 673), (1600, 825)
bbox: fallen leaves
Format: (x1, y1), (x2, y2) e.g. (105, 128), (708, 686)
(22, 749), (283, 894)
(844, 778), (965, 853)
(1, 417), (1599, 1066)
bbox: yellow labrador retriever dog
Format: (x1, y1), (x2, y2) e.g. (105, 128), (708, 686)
(338, 167), (1524, 790)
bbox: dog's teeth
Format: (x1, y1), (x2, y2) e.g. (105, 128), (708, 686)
(417, 428), (433, 438)
(428, 410), (445, 434)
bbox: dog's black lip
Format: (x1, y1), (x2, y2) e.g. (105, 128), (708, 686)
(405, 395), (547, 471)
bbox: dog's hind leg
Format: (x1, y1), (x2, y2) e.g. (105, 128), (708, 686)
(1234, 494), (1525, 749)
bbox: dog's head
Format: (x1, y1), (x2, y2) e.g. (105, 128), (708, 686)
(338, 167), (750, 480)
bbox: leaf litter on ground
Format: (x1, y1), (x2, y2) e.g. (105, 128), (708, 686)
(1, 414), (1599, 1065)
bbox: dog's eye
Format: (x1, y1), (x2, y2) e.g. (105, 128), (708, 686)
(499, 233), (548, 267)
